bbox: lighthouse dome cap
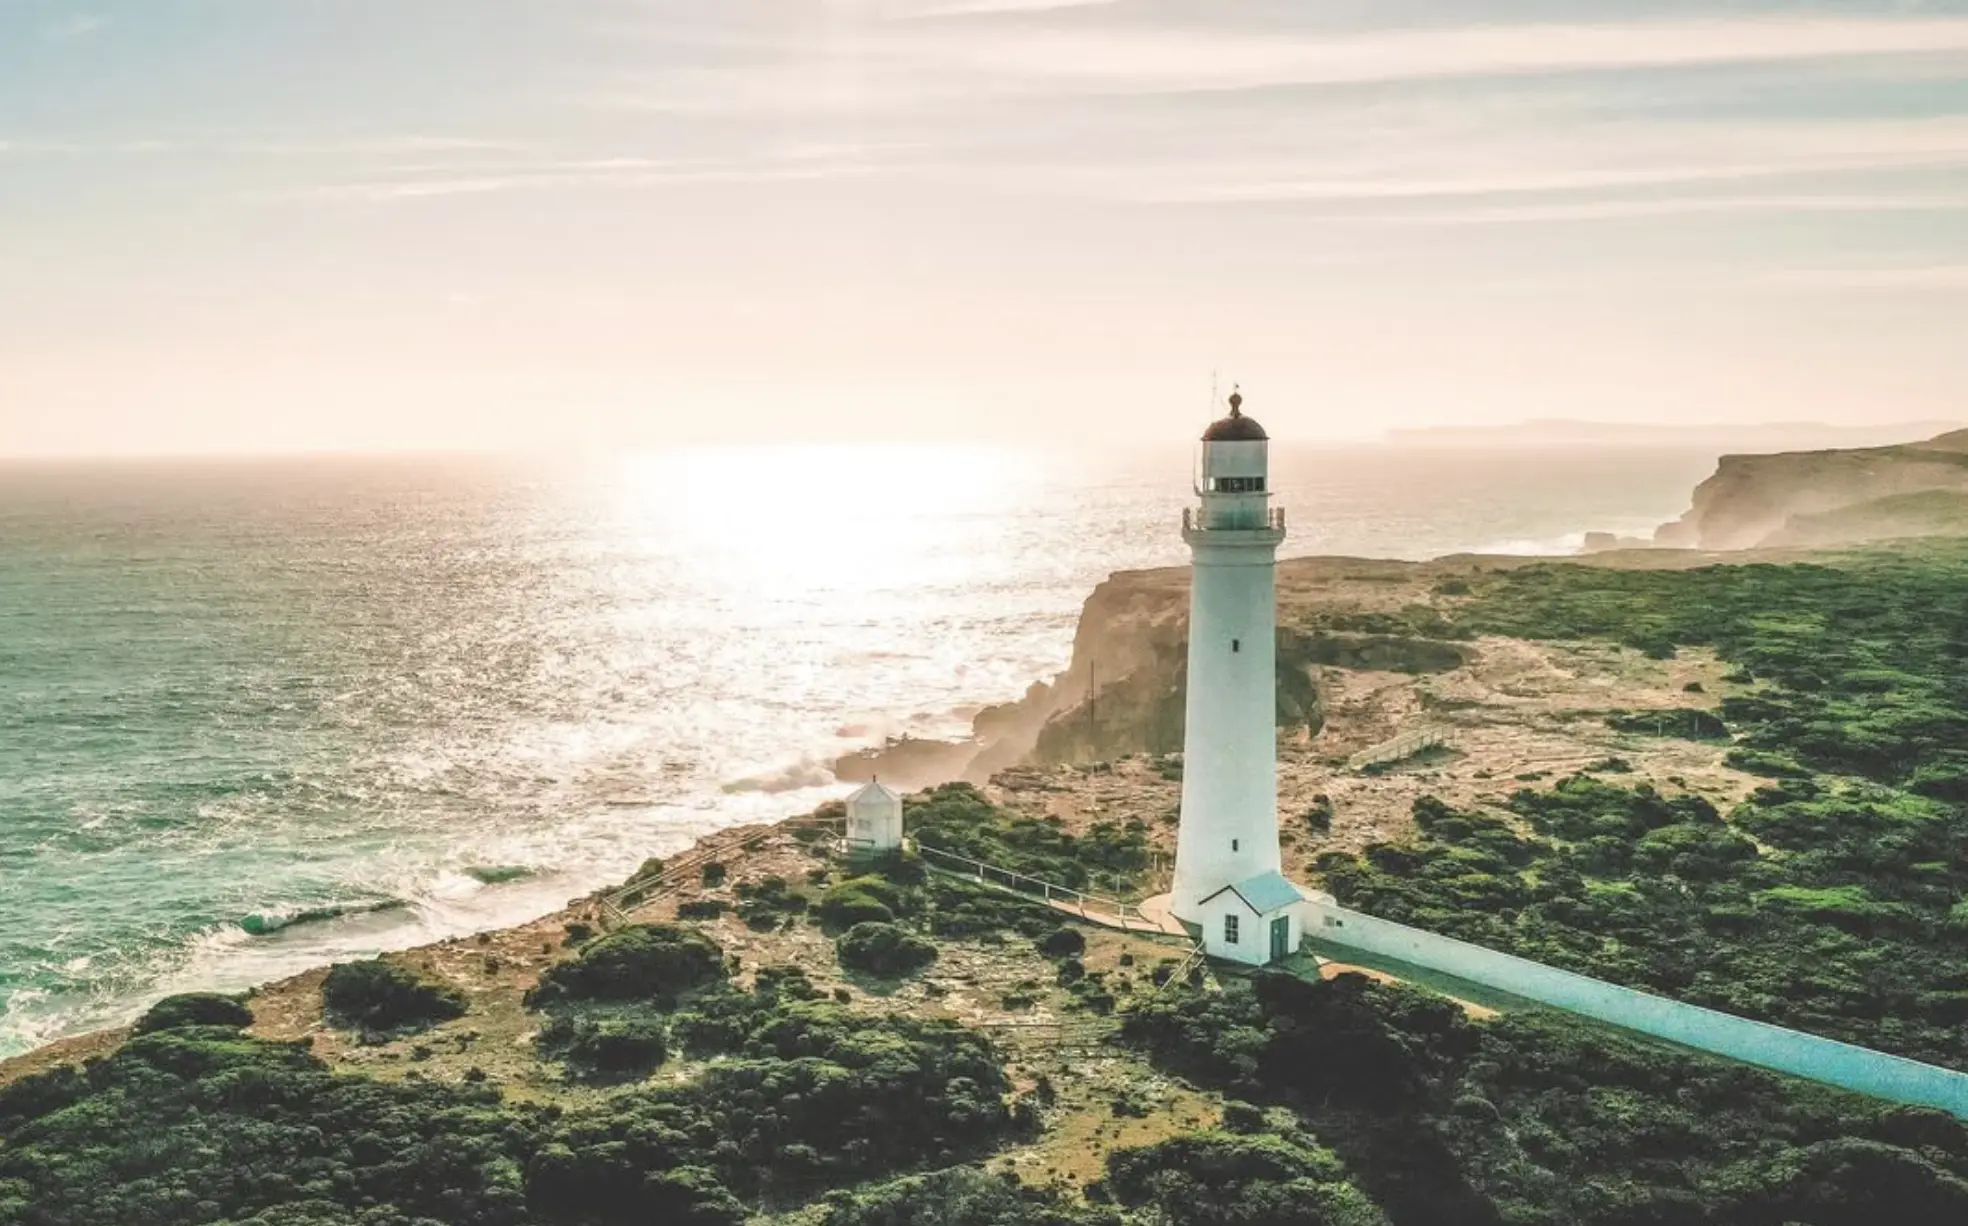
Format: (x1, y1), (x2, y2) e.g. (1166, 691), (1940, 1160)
(1201, 389), (1268, 442)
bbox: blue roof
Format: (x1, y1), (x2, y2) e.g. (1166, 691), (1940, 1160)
(1201, 871), (1307, 915)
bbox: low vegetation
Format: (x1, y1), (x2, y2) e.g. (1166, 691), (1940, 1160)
(321, 959), (466, 1035)
(130, 992), (255, 1035)
(525, 922), (725, 1007)
(1123, 972), (1968, 1225)
(0, 961), (1019, 1226)
(908, 782), (1151, 896)
(1317, 779), (1968, 1067)
(836, 920), (938, 978)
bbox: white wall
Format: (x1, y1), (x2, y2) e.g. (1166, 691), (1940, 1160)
(1172, 537), (1283, 921)
(1302, 901), (1968, 1117)
(1198, 895), (1265, 966)
(1200, 897), (1304, 967)
(848, 794), (903, 851)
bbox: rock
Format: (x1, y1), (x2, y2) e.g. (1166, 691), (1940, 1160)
(1653, 428), (1968, 550)
(832, 737), (979, 790)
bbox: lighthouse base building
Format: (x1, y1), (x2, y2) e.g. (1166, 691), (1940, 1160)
(1167, 389), (1315, 967)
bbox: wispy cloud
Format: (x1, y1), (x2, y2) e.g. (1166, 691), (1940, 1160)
(1112, 114), (1968, 209)
(947, 17), (1968, 94)
(0, 135), (518, 157)
(281, 149), (892, 203)
(594, 14), (1968, 119)
(1320, 194), (1968, 226)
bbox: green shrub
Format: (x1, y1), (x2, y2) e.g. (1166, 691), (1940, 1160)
(529, 922), (726, 1006)
(133, 992), (254, 1035)
(837, 921), (938, 977)
(540, 1014), (669, 1081)
(321, 960), (464, 1034)
(923, 875), (1058, 940)
(1105, 1131), (1386, 1226)
(0, 1064), (86, 1131)
(1303, 795), (1335, 834)
(817, 876), (903, 931)
(812, 1167), (1111, 1226)
(1037, 926), (1086, 958)
(677, 898), (728, 920)
(735, 875), (809, 930)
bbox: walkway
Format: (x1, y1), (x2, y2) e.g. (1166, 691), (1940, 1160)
(914, 842), (1191, 939)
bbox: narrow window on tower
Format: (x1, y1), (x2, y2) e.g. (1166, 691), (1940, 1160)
(1232, 639), (1240, 653)
(1232, 839), (1239, 852)
(1224, 915), (1240, 945)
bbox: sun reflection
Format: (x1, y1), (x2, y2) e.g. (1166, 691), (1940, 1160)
(605, 443), (1044, 597)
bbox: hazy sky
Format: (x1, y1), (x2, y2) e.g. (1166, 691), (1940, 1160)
(3, 0), (1966, 454)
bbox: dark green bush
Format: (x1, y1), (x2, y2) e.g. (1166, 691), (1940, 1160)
(734, 875), (810, 931)
(539, 1014), (669, 1081)
(1105, 1131), (1384, 1226)
(906, 782), (1150, 895)
(1036, 926), (1086, 958)
(133, 992), (254, 1035)
(528, 922), (725, 1007)
(676, 898), (728, 920)
(320, 960), (464, 1034)
(817, 876), (903, 931)
(837, 921), (938, 978)
(813, 1167), (1116, 1226)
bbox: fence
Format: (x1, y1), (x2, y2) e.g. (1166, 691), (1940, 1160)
(1346, 728), (1449, 772)
(595, 816), (845, 928)
(912, 841), (1170, 934)
(1305, 901), (1968, 1118)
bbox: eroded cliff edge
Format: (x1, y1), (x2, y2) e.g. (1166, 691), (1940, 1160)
(1650, 427), (1968, 550)
(837, 555), (1557, 789)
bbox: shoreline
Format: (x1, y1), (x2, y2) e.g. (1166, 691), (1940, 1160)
(0, 808), (818, 1085)
(0, 536), (1879, 1078)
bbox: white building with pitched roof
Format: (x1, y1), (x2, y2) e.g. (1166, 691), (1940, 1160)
(845, 779), (903, 853)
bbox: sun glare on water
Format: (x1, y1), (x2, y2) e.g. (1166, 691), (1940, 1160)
(604, 443), (1043, 597)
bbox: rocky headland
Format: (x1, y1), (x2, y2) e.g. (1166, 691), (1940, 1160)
(1583, 425), (1968, 552)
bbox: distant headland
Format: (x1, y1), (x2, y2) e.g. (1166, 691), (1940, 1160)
(1385, 418), (1962, 451)
(1585, 425), (1968, 552)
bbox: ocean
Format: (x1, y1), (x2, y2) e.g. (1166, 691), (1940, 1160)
(0, 443), (1717, 1057)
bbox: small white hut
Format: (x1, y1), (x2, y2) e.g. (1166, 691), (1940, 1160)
(1194, 871), (1306, 967)
(845, 779), (904, 853)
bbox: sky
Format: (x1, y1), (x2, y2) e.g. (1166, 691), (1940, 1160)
(2, 0), (1966, 455)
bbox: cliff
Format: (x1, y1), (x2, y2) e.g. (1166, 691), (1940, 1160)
(841, 557), (1478, 787)
(1653, 428), (1968, 550)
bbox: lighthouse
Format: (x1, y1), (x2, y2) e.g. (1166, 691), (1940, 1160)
(1170, 388), (1307, 966)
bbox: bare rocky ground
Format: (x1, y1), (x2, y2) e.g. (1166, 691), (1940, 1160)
(989, 630), (1763, 887)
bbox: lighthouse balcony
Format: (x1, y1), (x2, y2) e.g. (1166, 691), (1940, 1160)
(1183, 506), (1287, 542)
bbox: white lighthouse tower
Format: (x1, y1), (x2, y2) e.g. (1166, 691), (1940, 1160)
(1170, 388), (1307, 966)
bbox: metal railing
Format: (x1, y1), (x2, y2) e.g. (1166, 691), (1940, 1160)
(912, 840), (1165, 932)
(1347, 727), (1449, 772)
(594, 815), (846, 928)
(1149, 941), (1209, 998)
(1183, 506), (1287, 534)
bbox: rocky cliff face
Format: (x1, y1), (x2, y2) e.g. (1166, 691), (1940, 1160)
(838, 557), (1472, 784)
(1654, 429), (1968, 550)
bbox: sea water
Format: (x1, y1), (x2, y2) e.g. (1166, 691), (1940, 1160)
(0, 443), (1714, 1057)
